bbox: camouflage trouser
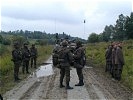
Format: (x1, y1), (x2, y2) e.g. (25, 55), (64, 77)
(14, 62), (21, 80)
(105, 61), (112, 73)
(76, 68), (83, 81)
(22, 60), (30, 73)
(31, 57), (37, 68)
(113, 64), (123, 80)
(60, 67), (70, 85)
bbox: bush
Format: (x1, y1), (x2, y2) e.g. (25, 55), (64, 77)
(0, 44), (9, 56)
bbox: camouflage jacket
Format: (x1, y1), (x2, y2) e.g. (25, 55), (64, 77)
(12, 49), (22, 62)
(58, 46), (73, 67)
(115, 46), (125, 65)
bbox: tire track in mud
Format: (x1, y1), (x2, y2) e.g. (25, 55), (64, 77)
(83, 67), (133, 100)
(45, 68), (67, 99)
(84, 68), (115, 99)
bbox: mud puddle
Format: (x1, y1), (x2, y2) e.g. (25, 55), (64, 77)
(30, 63), (54, 78)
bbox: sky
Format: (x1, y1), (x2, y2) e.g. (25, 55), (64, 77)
(0, 0), (132, 39)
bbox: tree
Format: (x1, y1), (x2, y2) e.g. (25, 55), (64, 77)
(88, 33), (99, 43)
(114, 14), (127, 40)
(125, 12), (133, 39)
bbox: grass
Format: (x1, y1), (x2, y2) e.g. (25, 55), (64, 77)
(0, 45), (53, 95)
(86, 40), (133, 91)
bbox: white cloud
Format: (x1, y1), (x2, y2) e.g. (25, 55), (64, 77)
(1, 0), (132, 39)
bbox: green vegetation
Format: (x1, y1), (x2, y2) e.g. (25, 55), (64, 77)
(0, 45), (53, 94)
(86, 40), (133, 90)
(88, 12), (133, 43)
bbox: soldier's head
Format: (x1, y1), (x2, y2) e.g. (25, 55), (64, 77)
(13, 42), (19, 49)
(62, 40), (68, 47)
(23, 43), (28, 48)
(32, 44), (35, 47)
(76, 40), (82, 47)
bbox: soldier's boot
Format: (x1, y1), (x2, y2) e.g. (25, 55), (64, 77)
(66, 83), (73, 89)
(75, 80), (84, 86)
(60, 83), (65, 88)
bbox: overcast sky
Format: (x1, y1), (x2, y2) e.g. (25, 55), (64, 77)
(0, 0), (132, 39)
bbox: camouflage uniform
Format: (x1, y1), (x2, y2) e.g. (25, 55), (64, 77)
(30, 44), (38, 68)
(105, 45), (113, 73)
(111, 44), (117, 78)
(12, 42), (22, 81)
(22, 43), (31, 74)
(58, 40), (73, 89)
(74, 41), (85, 86)
(115, 45), (125, 81)
(52, 44), (61, 66)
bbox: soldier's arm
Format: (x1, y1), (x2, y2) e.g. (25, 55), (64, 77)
(74, 49), (82, 59)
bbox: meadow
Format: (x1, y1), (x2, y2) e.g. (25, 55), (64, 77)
(0, 44), (53, 94)
(86, 40), (133, 90)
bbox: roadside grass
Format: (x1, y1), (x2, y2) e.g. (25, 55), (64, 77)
(86, 40), (133, 91)
(0, 45), (53, 95)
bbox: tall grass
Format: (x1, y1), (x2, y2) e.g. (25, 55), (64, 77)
(86, 40), (133, 90)
(0, 45), (53, 94)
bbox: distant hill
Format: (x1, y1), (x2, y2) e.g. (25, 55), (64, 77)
(0, 30), (87, 44)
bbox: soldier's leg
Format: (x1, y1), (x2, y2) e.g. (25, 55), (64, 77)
(31, 57), (33, 68)
(65, 67), (73, 89)
(14, 63), (18, 81)
(117, 65), (123, 81)
(34, 57), (37, 68)
(26, 60), (30, 73)
(60, 68), (65, 88)
(22, 61), (26, 74)
(75, 68), (84, 86)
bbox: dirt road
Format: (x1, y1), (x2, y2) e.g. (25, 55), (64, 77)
(3, 57), (133, 100)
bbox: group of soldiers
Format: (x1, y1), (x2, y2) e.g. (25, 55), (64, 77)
(53, 39), (86, 89)
(12, 42), (38, 82)
(105, 42), (125, 81)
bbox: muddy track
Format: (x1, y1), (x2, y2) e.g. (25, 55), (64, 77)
(83, 67), (133, 100)
(3, 57), (133, 100)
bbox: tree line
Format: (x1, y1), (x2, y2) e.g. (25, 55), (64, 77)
(88, 12), (133, 43)
(0, 30), (86, 46)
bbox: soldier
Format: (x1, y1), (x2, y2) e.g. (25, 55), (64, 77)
(58, 40), (73, 89)
(22, 43), (31, 74)
(73, 40), (86, 86)
(30, 44), (38, 68)
(11, 42), (22, 81)
(111, 42), (117, 78)
(105, 45), (113, 73)
(115, 42), (125, 81)
(52, 39), (61, 66)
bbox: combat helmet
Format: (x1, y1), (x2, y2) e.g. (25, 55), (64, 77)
(62, 40), (68, 47)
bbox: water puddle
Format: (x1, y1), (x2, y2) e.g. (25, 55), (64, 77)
(31, 63), (54, 78)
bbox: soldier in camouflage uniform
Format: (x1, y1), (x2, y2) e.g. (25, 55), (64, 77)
(105, 45), (113, 73)
(73, 41), (86, 86)
(11, 42), (22, 81)
(22, 43), (31, 74)
(58, 40), (73, 89)
(30, 44), (38, 68)
(115, 42), (125, 81)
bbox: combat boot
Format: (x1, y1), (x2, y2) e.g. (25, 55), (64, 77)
(60, 84), (65, 88)
(66, 83), (73, 89)
(75, 80), (84, 86)
(60, 81), (65, 88)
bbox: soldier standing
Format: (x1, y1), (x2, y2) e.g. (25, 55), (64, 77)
(11, 42), (22, 81)
(22, 43), (31, 74)
(73, 41), (86, 86)
(111, 42), (117, 78)
(30, 44), (38, 68)
(105, 45), (113, 73)
(115, 42), (125, 81)
(58, 40), (73, 89)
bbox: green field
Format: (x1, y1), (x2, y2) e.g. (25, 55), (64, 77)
(0, 44), (53, 94)
(86, 40), (133, 90)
